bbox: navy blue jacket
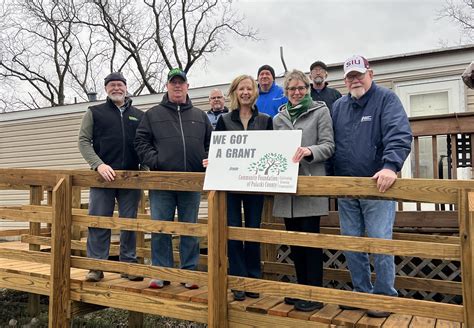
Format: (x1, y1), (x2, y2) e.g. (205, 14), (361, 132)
(330, 82), (412, 177)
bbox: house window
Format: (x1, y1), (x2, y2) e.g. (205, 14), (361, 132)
(395, 77), (465, 179)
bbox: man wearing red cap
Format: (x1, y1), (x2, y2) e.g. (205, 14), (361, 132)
(329, 55), (412, 318)
(78, 72), (144, 282)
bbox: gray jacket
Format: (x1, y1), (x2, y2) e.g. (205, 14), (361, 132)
(272, 101), (335, 218)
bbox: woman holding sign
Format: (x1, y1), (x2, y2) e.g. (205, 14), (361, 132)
(273, 69), (334, 311)
(215, 75), (272, 301)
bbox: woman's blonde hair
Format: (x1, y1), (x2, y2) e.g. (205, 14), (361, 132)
(283, 69), (311, 98)
(227, 75), (259, 110)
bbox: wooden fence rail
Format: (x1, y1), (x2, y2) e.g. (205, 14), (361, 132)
(0, 168), (473, 327)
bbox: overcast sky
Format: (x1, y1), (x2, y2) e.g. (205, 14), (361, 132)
(188, 0), (464, 88)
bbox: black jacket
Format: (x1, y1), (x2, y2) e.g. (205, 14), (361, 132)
(134, 93), (212, 172)
(310, 82), (342, 111)
(89, 98), (143, 170)
(215, 107), (272, 131)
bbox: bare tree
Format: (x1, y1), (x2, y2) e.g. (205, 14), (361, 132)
(79, 0), (165, 95)
(0, 0), (257, 111)
(0, 0), (112, 109)
(439, 0), (474, 42)
(82, 0), (257, 95)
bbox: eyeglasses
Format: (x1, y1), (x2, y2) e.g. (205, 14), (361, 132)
(210, 96), (223, 100)
(345, 72), (366, 82)
(286, 86), (308, 92)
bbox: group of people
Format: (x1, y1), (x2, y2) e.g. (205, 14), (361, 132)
(78, 55), (412, 318)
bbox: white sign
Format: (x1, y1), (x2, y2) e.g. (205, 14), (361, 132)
(203, 130), (302, 193)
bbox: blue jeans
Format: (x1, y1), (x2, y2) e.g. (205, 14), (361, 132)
(87, 187), (141, 263)
(149, 190), (201, 270)
(338, 198), (397, 296)
(227, 193), (263, 278)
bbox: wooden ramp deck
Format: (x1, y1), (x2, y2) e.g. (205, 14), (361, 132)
(0, 241), (463, 328)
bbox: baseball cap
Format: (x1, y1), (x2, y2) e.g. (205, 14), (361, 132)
(104, 72), (126, 86)
(343, 55), (370, 78)
(310, 60), (328, 71)
(167, 68), (187, 82)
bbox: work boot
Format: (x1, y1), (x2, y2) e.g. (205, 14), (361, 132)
(85, 270), (104, 282)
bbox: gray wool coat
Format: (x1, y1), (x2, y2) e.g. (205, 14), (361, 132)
(272, 101), (335, 218)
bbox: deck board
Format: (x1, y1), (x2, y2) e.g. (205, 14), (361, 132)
(382, 313), (412, 327)
(267, 301), (294, 317)
(0, 241), (465, 327)
(247, 296), (282, 314)
(410, 316), (436, 328)
(310, 303), (342, 324)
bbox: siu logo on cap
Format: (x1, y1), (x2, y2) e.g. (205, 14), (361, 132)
(345, 59), (361, 68)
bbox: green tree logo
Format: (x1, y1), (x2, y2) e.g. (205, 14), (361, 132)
(248, 153), (288, 175)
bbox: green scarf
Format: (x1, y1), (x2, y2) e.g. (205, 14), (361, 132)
(286, 94), (312, 123)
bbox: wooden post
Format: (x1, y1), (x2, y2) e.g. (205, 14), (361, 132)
(207, 191), (228, 328)
(129, 190), (145, 328)
(261, 196), (277, 280)
(136, 190), (146, 264)
(128, 312), (144, 328)
(28, 185), (42, 316)
(461, 190), (474, 326)
(71, 186), (82, 256)
(46, 190), (52, 234)
(49, 175), (72, 327)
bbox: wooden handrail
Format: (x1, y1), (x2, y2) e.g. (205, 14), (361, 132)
(0, 168), (473, 326)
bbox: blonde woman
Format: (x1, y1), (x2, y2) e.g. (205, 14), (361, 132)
(215, 75), (272, 301)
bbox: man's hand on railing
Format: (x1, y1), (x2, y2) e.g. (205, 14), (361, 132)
(97, 164), (116, 182)
(372, 168), (397, 193)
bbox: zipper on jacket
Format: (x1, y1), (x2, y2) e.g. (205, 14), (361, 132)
(177, 106), (187, 171)
(120, 109), (126, 168)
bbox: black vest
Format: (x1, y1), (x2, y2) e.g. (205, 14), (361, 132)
(90, 98), (143, 170)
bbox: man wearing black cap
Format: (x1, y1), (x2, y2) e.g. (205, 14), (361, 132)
(309, 60), (342, 111)
(78, 72), (144, 282)
(255, 64), (287, 117)
(134, 68), (212, 290)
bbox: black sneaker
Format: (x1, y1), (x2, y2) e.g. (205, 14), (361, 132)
(367, 310), (391, 318)
(284, 297), (300, 305)
(295, 300), (324, 312)
(232, 290), (246, 301)
(245, 291), (260, 298)
(339, 304), (362, 310)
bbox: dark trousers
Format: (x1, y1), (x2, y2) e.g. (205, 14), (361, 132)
(227, 193), (264, 278)
(284, 216), (323, 286)
(87, 187), (141, 262)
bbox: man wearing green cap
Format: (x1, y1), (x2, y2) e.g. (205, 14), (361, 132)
(135, 68), (212, 289)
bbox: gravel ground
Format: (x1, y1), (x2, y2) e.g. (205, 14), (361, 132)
(0, 289), (207, 327)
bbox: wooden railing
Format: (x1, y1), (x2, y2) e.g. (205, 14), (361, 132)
(0, 168), (473, 327)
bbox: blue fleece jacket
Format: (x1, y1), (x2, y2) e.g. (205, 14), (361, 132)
(330, 82), (412, 177)
(256, 82), (287, 117)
